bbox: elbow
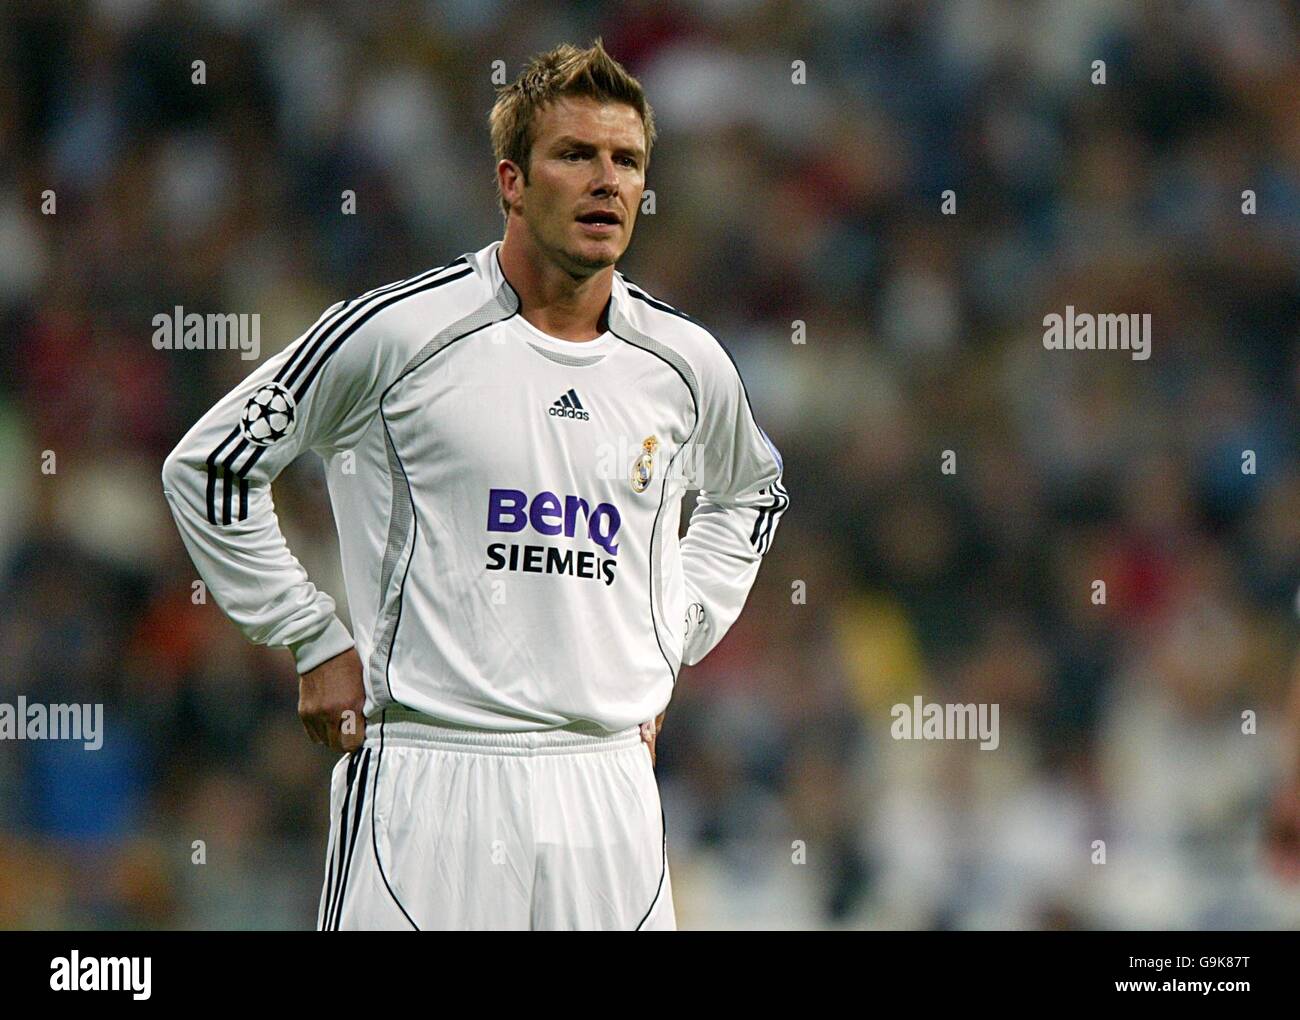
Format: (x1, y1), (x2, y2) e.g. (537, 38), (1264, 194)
(161, 440), (193, 494)
(160, 447), (179, 492)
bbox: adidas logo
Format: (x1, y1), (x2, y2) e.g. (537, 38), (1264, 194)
(548, 387), (590, 421)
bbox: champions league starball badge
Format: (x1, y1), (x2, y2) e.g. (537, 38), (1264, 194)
(631, 435), (658, 493)
(239, 382), (297, 446)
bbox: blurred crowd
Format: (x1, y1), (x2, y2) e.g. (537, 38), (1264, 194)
(1, 0), (1299, 928)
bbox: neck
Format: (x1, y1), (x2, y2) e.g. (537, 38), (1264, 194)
(498, 219), (614, 341)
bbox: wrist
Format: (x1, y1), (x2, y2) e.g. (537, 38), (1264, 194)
(291, 617), (355, 674)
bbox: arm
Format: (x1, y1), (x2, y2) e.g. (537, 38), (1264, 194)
(161, 298), (382, 749)
(678, 341), (789, 667)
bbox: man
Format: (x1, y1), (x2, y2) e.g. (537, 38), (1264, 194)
(161, 39), (788, 930)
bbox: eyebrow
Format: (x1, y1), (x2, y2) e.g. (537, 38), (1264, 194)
(552, 136), (645, 161)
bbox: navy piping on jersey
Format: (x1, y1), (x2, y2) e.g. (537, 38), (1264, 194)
(373, 308), (517, 709)
(623, 282), (789, 554)
(622, 283), (786, 485)
(605, 321), (699, 686)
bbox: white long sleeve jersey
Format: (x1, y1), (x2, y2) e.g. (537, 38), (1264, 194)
(162, 241), (788, 732)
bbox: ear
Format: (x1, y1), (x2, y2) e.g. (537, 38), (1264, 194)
(497, 159), (525, 212)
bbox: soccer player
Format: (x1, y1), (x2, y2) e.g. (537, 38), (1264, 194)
(161, 39), (788, 930)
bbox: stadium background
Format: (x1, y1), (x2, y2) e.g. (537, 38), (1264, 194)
(1, 0), (1299, 929)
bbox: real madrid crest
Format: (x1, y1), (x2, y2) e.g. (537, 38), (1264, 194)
(631, 435), (658, 493)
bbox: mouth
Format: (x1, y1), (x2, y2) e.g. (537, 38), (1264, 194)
(575, 209), (622, 235)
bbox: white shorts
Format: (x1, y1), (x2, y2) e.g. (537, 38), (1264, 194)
(316, 708), (675, 930)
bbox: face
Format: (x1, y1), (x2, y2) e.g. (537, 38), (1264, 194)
(504, 96), (647, 274)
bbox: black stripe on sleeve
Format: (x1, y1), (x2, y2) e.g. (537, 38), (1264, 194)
(277, 258), (467, 388)
(758, 481), (788, 553)
(204, 427), (241, 525)
(202, 258), (472, 526)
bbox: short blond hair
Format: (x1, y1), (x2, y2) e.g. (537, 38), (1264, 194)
(489, 38), (656, 219)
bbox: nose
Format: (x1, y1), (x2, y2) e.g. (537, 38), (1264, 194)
(592, 154), (620, 197)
